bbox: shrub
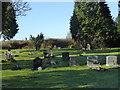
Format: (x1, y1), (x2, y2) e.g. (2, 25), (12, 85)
(43, 38), (74, 48)
(30, 33), (44, 50)
(1, 40), (29, 49)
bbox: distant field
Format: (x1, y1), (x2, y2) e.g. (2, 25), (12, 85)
(1, 48), (120, 88)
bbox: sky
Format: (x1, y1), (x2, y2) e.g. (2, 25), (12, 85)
(10, 1), (118, 40)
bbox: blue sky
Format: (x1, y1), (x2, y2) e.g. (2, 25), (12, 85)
(12, 2), (118, 40)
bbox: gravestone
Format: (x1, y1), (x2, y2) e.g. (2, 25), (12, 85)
(38, 67), (42, 71)
(62, 52), (70, 61)
(4, 49), (15, 62)
(16, 50), (20, 53)
(48, 48), (54, 58)
(33, 57), (42, 70)
(87, 55), (99, 67)
(53, 45), (57, 49)
(69, 57), (79, 67)
(106, 56), (118, 66)
(58, 47), (61, 49)
(43, 50), (49, 58)
(86, 43), (91, 50)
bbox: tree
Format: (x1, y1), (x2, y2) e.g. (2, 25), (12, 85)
(118, 1), (120, 34)
(97, 1), (118, 47)
(11, 0), (31, 16)
(70, 2), (100, 49)
(30, 33), (44, 51)
(2, 2), (19, 40)
(70, 1), (119, 49)
(1, 0), (31, 40)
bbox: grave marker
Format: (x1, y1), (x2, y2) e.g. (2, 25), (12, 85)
(62, 52), (69, 61)
(33, 57), (42, 70)
(106, 56), (118, 66)
(87, 55), (99, 67)
(69, 57), (79, 67)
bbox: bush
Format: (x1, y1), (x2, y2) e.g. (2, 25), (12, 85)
(1, 39), (74, 49)
(43, 39), (74, 48)
(1, 40), (30, 49)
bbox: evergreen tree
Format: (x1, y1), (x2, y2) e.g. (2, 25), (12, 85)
(70, 2), (100, 49)
(30, 33), (44, 51)
(70, 1), (119, 48)
(97, 1), (118, 47)
(118, 1), (120, 34)
(2, 2), (19, 40)
(1, 1), (31, 40)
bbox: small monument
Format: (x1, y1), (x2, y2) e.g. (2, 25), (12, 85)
(86, 43), (91, 50)
(4, 49), (15, 62)
(106, 56), (118, 66)
(43, 50), (49, 58)
(58, 47), (61, 49)
(69, 57), (79, 67)
(48, 48), (54, 58)
(53, 45), (57, 49)
(38, 67), (42, 71)
(43, 48), (54, 59)
(33, 57), (42, 70)
(16, 50), (20, 53)
(62, 52), (70, 61)
(87, 55), (99, 67)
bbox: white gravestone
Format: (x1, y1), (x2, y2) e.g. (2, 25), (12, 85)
(86, 44), (91, 50)
(87, 55), (99, 67)
(106, 56), (118, 66)
(69, 57), (79, 67)
(38, 67), (42, 71)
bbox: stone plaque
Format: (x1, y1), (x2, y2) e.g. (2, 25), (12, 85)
(69, 57), (79, 67)
(106, 56), (118, 66)
(87, 55), (99, 67)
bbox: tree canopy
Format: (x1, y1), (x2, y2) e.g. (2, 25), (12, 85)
(70, 1), (119, 48)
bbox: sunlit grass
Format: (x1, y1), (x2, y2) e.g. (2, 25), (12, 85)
(1, 48), (120, 88)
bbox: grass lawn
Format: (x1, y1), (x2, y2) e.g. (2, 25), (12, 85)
(1, 48), (120, 88)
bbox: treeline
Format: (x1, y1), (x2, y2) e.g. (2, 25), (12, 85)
(1, 39), (74, 49)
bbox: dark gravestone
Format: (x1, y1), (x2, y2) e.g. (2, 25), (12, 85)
(43, 50), (49, 58)
(62, 52), (70, 61)
(87, 55), (99, 67)
(33, 57), (42, 70)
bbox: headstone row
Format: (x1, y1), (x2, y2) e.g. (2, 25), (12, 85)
(87, 55), (119, 67)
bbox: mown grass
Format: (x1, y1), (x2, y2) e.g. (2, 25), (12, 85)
(1, 48), (120, 88)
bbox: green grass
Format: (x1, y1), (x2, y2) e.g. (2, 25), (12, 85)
(1, 48), (120, 88)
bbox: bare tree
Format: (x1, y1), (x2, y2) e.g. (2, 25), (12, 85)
(11, 0), (32, 16)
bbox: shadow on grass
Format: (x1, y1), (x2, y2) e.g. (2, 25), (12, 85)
(2, 68), (118, 88)
(2, 60), (33, 70)
(2, 55), (120, 71)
